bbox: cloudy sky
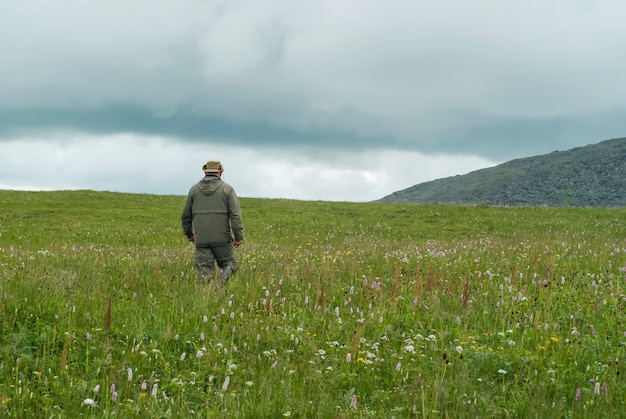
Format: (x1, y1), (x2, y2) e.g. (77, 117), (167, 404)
(2, 1), (625, 201)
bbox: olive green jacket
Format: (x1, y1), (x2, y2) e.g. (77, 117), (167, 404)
(181, 176), (244, 246)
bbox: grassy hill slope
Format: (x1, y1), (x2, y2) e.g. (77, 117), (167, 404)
(1, 190), (625, 417)
(379, 137), (626, 207)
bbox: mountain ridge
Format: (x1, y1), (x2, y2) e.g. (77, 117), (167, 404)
(378, 137), (626, 207)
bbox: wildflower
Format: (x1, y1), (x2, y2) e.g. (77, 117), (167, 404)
(180, 352), (186, 361)
(271, 360), (278, 369)
(222, 376), (230, 392)
(498, 369), (507, 375)
(111, 392), (118, 402)
(127, 367), (133, 381)
(141, 381), (147, 391)
(350, 394), (357, 408)
(455, 346), (463, 354)
(152, 383), (158, 397)
(110, 384), (115, 394)
(396, 362), (402, 371)
(86, 332), (91, 341)
(575, 388), (581, 401)
(603, 383), (608, 395)
(590, 325), (596, 337)
(200, 332), (205, 341)
(196, 350), (204, 358)
(594, 382), (600, 395)
(404, 345), (416, 353)
(571, 327), (579, 336)
(456, 316), (461, 325)
(203, 315), (208, 323)
(83, 398), (97, 407)
(93, 385), (100, 393)
(245, 381), (254, 387)
(346, 353), (351, 362)
(162, 391), (169, 401)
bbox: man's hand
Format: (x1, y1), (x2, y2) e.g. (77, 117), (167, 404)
(186, 235), (195, 243)
(234, 240), (242, 248)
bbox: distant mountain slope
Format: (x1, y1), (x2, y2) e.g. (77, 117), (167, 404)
(378, 137), (626, 207)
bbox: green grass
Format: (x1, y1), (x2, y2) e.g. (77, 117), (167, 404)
(1, 190), (625, 418)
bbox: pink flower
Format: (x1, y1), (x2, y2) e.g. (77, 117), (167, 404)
(575, 388), (581, 401)
(350, 394), (357, 408)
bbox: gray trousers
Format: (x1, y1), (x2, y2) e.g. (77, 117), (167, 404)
(195, 243), (237, 280)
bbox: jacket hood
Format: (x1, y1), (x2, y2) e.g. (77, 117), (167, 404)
(198, 176), (223, 195)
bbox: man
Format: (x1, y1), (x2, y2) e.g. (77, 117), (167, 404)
(181, 160), (244, 285)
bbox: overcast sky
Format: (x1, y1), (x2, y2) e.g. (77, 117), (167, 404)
(2, 1), (625, 201)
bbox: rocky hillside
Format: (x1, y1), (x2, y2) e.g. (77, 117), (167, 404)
(378, 137), (625, 207)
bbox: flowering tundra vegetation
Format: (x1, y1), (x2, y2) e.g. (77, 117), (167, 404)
(0, 190), (625, 417)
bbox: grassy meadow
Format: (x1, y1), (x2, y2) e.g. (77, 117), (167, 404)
(1, 189), (625, 418)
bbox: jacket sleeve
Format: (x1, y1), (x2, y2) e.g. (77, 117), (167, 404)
(181, 191), (194, 237)
(228, 188), (244, 241)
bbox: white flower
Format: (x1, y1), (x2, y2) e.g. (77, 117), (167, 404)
(403, 345), (416, 353)
(455, 346), (463, 354)
(498, 369), (507, 374)
(83, 398), (97, 407)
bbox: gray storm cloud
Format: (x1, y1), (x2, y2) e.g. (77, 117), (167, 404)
(1, 1), (626, 163)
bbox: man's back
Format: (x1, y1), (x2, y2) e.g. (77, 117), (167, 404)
(182, 175), (244, 245)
